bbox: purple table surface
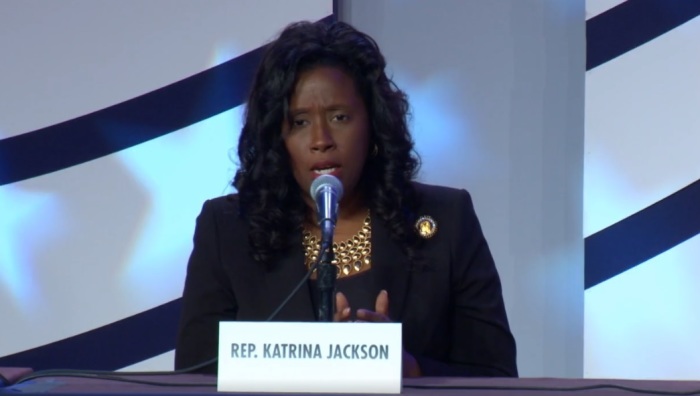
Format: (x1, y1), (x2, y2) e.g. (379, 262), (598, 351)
(2, 370), (700, 396)
(0, 367), (33, 385)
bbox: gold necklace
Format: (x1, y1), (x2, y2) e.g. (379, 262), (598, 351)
(302, 213), (372, 279)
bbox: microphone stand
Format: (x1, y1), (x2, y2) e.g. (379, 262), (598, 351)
(317, 219), (337, 322)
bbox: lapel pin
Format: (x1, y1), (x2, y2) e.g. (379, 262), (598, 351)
(415, 215), (437, 239)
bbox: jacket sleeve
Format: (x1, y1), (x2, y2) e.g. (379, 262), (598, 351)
(416, 189), (517, 377)
(174, 200), (238, 374)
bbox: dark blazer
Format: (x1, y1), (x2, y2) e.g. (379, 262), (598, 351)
(175, 182), (518, 377)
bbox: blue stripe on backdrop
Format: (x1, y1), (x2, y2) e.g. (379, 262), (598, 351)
(0, 48), (263, 187)
(586, 0), (700, 70)
(585, 179), (700, 289)
(0, 300), (181, 371)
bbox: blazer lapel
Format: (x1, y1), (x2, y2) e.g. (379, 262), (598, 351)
(263, 232), (316, 322)
(370, 213), (414, 321)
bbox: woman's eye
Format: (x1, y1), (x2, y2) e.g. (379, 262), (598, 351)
(292, 119), (308, 127)
(333, 114), (349, 122)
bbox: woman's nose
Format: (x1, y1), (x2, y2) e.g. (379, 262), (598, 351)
(310, 122), (335, 152)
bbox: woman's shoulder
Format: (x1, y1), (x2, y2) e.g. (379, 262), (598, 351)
(410, 181), (482, 234)
(199, 193), (241, 217)
(411, 181), (474, 208)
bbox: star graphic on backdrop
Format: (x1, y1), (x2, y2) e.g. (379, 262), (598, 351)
(113, 107), (243, 305)
(0, 185), (64, 311)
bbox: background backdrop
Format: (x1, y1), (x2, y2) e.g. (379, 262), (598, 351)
(584, 0), (700, 380)
(0, 0), (334, 371)
(2, 0), (698, 380)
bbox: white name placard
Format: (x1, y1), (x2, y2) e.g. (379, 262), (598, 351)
(217, 321), (402, 394)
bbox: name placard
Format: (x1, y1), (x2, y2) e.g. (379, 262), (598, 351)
(217, 321), (402, 394)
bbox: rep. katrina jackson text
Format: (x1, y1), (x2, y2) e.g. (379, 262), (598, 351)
(230, 343), (390, 360)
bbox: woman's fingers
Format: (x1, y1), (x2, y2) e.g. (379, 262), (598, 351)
(356, 290), (391, 322)
(334, 292), (351, 322)
(375, 289), (389, 316)
(336, 290), (392, 322)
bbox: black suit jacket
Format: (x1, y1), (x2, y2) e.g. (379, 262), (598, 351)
(175, 182), (517, 377)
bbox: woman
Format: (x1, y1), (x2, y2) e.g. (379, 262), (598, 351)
(175, 20), (517, 377)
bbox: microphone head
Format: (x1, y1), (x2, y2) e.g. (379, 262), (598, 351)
(309, 174), (344, 202)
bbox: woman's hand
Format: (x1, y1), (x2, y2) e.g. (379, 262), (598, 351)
(356, 290), (422, 378)
(334, 292), (351, 322)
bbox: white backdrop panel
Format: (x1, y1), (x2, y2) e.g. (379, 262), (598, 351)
(585, 0), (627, 20)
(0, 0), (332, 138)
(585, 234), (700, 379)
(584, 16), (700, 238)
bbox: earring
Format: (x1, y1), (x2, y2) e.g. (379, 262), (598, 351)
(372, 144), (379, 157)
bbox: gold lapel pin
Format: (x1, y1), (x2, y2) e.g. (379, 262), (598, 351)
(415, 215), (437, 239)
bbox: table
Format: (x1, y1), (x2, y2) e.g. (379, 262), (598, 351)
(2, 368), (700, 395)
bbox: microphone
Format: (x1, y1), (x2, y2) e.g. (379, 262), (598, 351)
(309, 174), (344, 247)
(308, 174), (343, 322)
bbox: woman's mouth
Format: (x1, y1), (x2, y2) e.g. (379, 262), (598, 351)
(313, 167), (339, 175)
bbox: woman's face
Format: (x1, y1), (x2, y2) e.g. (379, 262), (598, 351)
(282, 66), (370, 207)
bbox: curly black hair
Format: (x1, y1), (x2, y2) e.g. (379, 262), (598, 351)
(233, 20), (421, 266)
